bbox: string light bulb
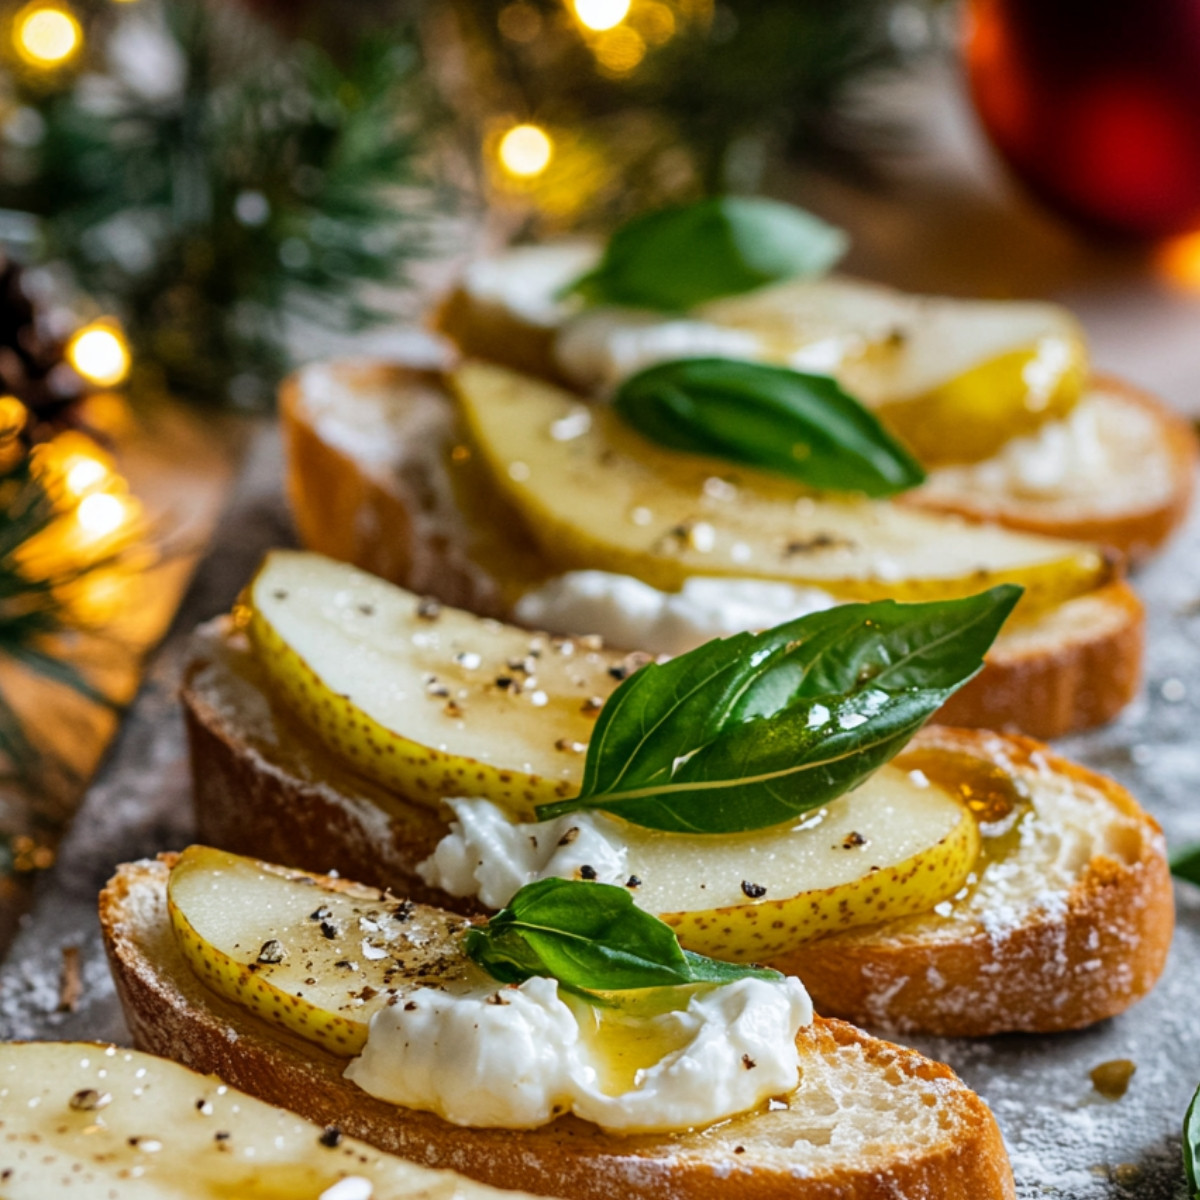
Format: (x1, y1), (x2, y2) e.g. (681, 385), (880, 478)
(13, 2), (81, 67)
(574, 0), (631, 32)
(64, 455), (109, 497)
(67, 321), (131, 388)
(75, 492), (127, 539)
(498, 123), (554, 179)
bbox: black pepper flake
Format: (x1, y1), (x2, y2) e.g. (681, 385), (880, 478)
(416, 597), (441, 620)
(782, 533), (853, 557)
(357, 603), (375, 616)
(69, 1088), (110, 1112)
(272, 588), (288, 600)
(404, 1000), (419, 1011)
(214, 1131), (231, 1142)
(581, 696), (604, 716)
(733, 1146), (745, 1155)
(319, 1125), (344, 1148)
(742, 1054), (757, 1070)
(625, 875), (642, 889)
(741, 880), (767, 899)
(486, 991), (511, 1006)
(310, 906), (332, 922)
(319, 920), (339, 940)
(841, 831), (867, 849)
(393, 900), (415, 922)
(607, 664), (629, 681)
(494, 675), (515, 690)
(334, 959), (356, 970)
(558, 827), (580, 847)
(444, 700), (463, 718)
(257, 939), (285, 964)
(579, 864), (597, 881)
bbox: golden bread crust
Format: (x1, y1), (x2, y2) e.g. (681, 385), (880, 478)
(902, 374), (1198, 563)
(790, 727), (1174, 1035)
(101, 855), (1015, 1200)
(181, 634), (1171, 1036)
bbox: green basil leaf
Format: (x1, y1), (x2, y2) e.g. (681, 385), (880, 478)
(614, 358), (925, 497)
(1171, 843), (1200, 887)
(1185, 1081), (1200, 1198)
(463, 878), (781, 994)
(536, 587), (1021, 834)
(568, 197), (847, 311)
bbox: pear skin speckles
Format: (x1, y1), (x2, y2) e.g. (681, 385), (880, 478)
(242, 553), (621, 820)
(659, 807), (980, 963)
(165, 846), (473, 1058)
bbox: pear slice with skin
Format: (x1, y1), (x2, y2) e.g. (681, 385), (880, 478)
(699, 276), (1087, 465)
(640, 766), (980, 961)
(450, 361), (1111, 612)
(0, 1042), (524, 1200)
(167, 845), (479, 1056)
(243, 550), (627, 819)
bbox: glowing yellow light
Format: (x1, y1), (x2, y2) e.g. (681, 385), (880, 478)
(14, 3), (81, 67)
(574, 0), (631, 32)
(594, 25), (646, 72)
(64, 455), (109, 497)
(1157, 230), (1200, 291)
(67, 322), (131, 388)
(498, 124), (554, 179)
(0, 395), (26, 441)
(76, 492), (127, 539)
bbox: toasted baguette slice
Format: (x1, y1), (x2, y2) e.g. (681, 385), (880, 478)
(101, 854), (1016, 1200)
(435, 265), (1197, 563)
(181, 621), (1172, 1037)
(282, 359), (1145, 739)
(0, 1041), (544, 1199)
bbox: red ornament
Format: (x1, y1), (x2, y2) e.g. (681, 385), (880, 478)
(966, 0), (1200, 239)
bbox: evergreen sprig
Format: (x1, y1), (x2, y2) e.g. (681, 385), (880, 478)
(0, 460), (124, 787)
(0, 0), (437, 407)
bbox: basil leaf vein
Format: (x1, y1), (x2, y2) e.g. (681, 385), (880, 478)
(568, 197), (847, 311)
(463, 878), (780, 995)
(538, 587), (1022, 834)
(614, 358), (925, 497)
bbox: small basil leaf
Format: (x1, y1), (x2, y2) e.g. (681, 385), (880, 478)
(463, 878), (781, 994)
(1171, 844), (1200, 887)
(614, 358), (925, 497)
(568, 197), (847, 311)
(1185, 1081), (1200, 1197)
(537, 587), (1021, 833)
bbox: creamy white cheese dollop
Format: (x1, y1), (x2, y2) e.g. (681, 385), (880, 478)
(555, 309), (763, 393)
(513, 570), (837, 657)
(417, 797), (628, 909)
(345, 972), (811, 1133)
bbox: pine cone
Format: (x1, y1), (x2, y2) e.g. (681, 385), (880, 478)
(0, 252), (85, 444)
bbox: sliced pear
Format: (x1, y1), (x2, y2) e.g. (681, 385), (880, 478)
(450, 362), (1110, 612)
(557, 765), (977, 961)
(167, 844), (478, 1056)
(0, 1041), (526, 1200)
(243, 550), (625, 819)
(699, 276), (1087, 464)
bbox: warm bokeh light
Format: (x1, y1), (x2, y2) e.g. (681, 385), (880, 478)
(13, 3), (81, 67)
(594, 25), (647, 72)
(76, 491), (128, 539)
(64, 455), (109, 497)
(1157, 230), (1200, 291)
(67, 322), (131, 388)
(0, 395), (26, 441)
(574, 0), (631, 32)
(498, 123), (554, 178)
